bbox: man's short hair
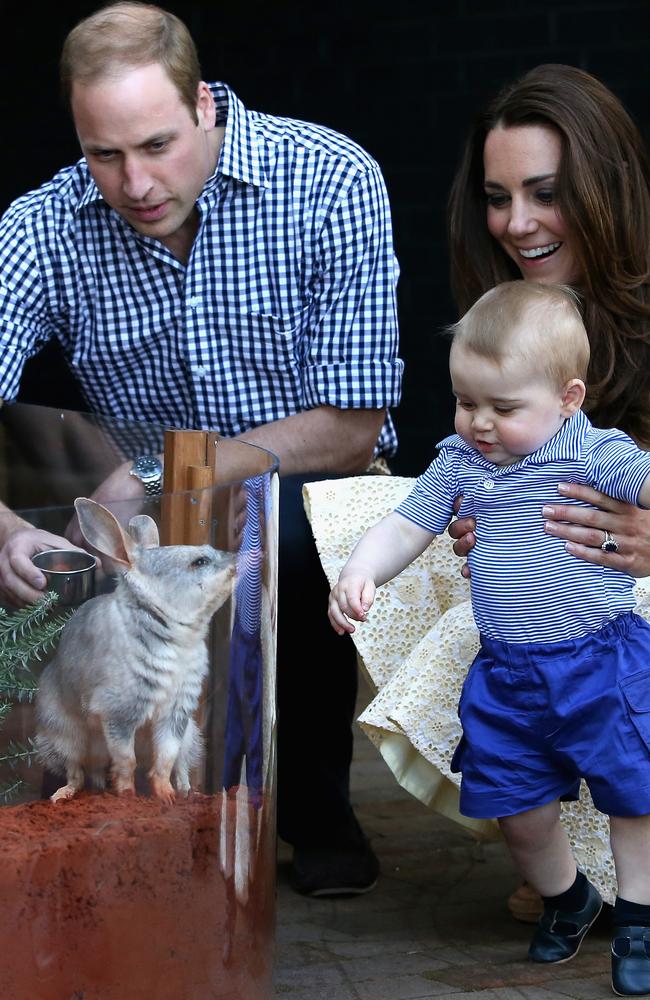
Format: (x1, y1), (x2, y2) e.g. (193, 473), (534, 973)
(60, 2), (202, 122)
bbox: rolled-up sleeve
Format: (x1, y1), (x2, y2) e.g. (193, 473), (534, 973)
(302, 162), (403, 412)
(0, 208), (54, 400)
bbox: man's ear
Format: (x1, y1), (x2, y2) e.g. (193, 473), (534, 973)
(560, 378), (586, 416)
(196, 81), (216, 130)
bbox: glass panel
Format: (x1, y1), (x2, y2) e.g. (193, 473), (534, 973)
(0, 402), (278, 1000)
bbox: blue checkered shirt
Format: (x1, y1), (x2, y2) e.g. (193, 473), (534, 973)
(0, 83), (402, 455)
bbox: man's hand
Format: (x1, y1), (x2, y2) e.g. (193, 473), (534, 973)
(65, 459), (147, 547)
(542, 483), (650, 577)
(447, 496), (475, 579)
(328, 573), (376, 635)
(0, 523), (82, 606)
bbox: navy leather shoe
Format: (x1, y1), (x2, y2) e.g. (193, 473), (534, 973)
(528, 880), (602, 964)
(612, 926), (650, 996)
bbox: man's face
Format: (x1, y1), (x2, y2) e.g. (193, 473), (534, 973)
(72, 63), (220, 257)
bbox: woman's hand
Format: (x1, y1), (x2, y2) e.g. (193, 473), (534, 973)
(543, 483), (650, 577)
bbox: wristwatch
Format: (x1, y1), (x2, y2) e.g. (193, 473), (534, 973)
(129, 455), (163, 497)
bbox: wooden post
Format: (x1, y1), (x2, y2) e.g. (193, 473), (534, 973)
(161, 429), (213, 545)
(186, 464), (214, 545)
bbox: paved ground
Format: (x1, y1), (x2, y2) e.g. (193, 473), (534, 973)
(274, 680), (614, 1000)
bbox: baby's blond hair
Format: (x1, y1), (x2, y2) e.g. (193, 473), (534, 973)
(449, 281), (590, 387)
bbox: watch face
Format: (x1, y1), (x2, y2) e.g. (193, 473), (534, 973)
(131, 456), (163, 496)
(137, 457), (160, 477)
(133, 456), (162, 478)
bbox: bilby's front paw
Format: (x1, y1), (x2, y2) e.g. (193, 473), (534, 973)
(150, 774), (175, 805)
(51, 784), (80, 803)
(112, 775), (136, 796)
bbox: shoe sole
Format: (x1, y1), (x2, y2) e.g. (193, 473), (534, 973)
(307, 879), (378, 898)
(531, 900), (603, 965)
(611, 982), (650, 998)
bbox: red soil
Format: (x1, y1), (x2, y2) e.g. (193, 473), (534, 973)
(0, 790), (274, 1000)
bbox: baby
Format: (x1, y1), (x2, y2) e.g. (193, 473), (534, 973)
(329, 281), (650, 997)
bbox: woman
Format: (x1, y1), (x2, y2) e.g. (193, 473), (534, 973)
(303, 63), (650, 921)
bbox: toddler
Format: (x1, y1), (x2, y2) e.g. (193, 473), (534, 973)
(329, 281), (650, 997)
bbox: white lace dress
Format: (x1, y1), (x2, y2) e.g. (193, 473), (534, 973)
(303, 474), (650, 904)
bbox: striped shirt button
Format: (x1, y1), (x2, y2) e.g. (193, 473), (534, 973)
(483, 479), (495, 490)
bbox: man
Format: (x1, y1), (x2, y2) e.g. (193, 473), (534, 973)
(0, 2), (402, 895)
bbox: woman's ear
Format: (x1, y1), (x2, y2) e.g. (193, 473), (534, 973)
(560, 378), (586, 416)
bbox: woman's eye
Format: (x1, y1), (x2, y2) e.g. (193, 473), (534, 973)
(485, 192), (509, 208)
(536, 188), (555, 205)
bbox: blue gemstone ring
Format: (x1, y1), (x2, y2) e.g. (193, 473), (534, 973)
(601, 530), (619, 554)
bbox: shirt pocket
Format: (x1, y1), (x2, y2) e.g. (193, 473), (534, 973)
(227, 308), (308, 375)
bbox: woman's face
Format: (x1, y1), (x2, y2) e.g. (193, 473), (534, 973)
(483, 124), (581, 285)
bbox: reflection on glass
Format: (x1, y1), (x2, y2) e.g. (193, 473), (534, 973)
(0, 403), (278, 1000)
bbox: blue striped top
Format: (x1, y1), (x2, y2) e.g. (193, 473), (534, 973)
(395, 410), (650, 643)
(0, 83), (402, 455)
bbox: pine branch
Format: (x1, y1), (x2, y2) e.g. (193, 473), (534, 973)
(0, 779), (24, 802)
(0, 676), (39, 703)
(0, 592), (72, 803)
(0, 738), (38, 767)
(0, 592), (72, 672)
(0, 591), (59, 639)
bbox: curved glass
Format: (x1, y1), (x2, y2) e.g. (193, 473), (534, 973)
(0, 403), (278, 1000)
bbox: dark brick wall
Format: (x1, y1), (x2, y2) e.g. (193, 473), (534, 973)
(4, 1), (649, 473)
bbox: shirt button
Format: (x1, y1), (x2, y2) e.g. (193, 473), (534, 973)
(195, 365), (208, 378)
(187, 296), (201, 309)
(483, 479), (494, 490)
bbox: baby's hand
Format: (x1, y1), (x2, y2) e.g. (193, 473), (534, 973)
(328, 573), (376, 635)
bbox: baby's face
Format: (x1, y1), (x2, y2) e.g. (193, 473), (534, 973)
(450, 345), (569, 466)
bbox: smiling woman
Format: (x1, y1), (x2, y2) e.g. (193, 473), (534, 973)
(483, 125), (580, 287)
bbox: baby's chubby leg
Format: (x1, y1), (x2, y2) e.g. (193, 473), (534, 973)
(500, 800), (602, 966)
(609, 815), (650, 995)
(498, 799), (577, 896)
(610, 813), (650, 903)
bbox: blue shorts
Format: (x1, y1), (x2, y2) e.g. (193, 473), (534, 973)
(451, 612), (650, 819)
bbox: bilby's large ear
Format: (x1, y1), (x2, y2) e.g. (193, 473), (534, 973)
(74, 498), (135, 568)
(127, 515), (159, 548)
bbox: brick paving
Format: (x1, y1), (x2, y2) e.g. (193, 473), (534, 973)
(274, 681), (613, 1000)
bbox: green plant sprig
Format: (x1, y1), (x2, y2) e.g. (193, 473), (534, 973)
(0, 592), (73, 803)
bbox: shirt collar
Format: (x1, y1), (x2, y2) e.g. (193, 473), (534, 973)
(437, 409), (593, 471)
(75, 173), (103, 213)
(210, 81), (264, 188)
(73, 80), (264, 215)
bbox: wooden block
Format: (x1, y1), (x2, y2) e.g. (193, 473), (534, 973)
(186, 464), (213, 545)
(161, 430), (209, 544)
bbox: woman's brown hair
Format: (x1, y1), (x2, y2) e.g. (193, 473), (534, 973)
(448, 64), (650, 444)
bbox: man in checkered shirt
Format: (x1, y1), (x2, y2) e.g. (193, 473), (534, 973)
(0, 3), (402, 895)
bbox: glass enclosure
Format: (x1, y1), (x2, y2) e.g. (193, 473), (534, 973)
(0, 403), (279, 1000)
